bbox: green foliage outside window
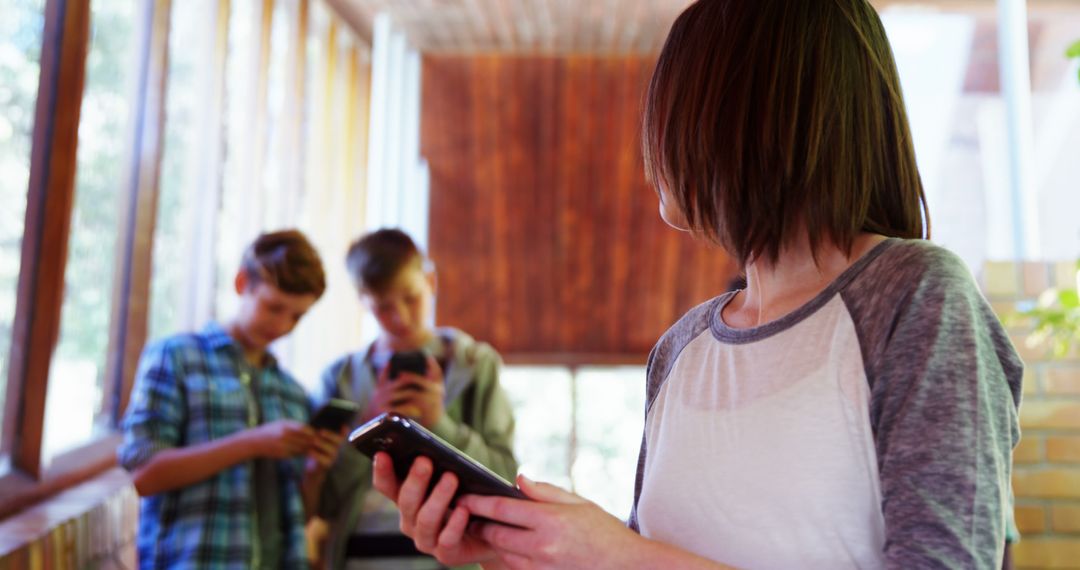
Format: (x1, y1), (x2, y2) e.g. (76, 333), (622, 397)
(57, 1), (133, 364)
(1019, 44), (1080, 359)
(44, 0), (136, 458)
(1068, 39), (1080, 82)
(1017, 261), (1080, 359)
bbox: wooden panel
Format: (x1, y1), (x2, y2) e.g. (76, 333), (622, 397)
(423, 55), (738, 359)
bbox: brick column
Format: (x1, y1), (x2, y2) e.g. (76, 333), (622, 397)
(984, 260), (1080, 569)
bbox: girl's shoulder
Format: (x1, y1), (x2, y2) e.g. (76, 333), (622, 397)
(851, 238), (975, 293)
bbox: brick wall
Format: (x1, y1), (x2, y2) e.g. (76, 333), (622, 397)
(984, 260), (1080, 570)
(0, 469), (136, 570)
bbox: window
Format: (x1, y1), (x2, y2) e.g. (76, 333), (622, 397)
(574, 366), (645, 519)
(880, 8), (1080, 270)
(262, 0), (294, 228)
(502, 365), (646, 519)
(148, 0), (216, 341)
(42, 0), (138, 463)
(215, 0), (262, 322)
(0, 0), (377, 522)
(501, 367), (573, 490)
(0, 0), (47, 474)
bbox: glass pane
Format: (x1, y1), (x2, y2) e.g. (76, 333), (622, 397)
(42, 0), (137, 463)
(262, 0), (290, 227)
(148, 0), (215, 341)
(1026, 11), (1080, 259)
(573, 366), (646, 520)
(879, 8), (1080, 269)
(501, 366), (573, 490)
(0, 0), (47, 474)
(215, 0), (260, 321)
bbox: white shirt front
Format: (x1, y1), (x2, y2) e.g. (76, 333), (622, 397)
(636, 296), (886, 569)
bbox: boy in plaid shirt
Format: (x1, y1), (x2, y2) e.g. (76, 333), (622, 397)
(119, 230), (345, 569)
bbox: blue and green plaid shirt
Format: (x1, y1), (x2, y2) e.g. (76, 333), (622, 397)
(118, 322), (312, 569)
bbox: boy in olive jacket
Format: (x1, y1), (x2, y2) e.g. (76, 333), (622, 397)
(312, 228), (517, 570)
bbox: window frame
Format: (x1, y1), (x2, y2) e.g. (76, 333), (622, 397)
(0, 0), (171, 520)
(0, 0), (374, 521)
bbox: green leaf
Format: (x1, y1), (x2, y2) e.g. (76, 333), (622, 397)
(1061, 289), (1080, 309)
(1068, 39), (1080, 58)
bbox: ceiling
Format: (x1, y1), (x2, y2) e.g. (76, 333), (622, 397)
(330, 0), (1080, 54)
(332, 0), (693, 54)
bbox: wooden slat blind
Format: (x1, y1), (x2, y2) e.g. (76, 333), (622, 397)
(423, 55), (738, 361)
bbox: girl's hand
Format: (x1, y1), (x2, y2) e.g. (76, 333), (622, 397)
(372, 452), (499, 567)
(462, 476), (645, 570)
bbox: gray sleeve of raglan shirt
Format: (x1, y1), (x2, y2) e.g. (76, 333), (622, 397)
(842, 241), (1023, 569)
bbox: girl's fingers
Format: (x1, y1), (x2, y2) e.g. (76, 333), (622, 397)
(498, 551), (531, 570)
(438, 505), (471, 548)
(458, 495), (538, 528)
(475, 520), (533, 557)
(372, 452), (400, 499)
(517, 474), (587, 505)
(413, 472), (459, 551)
(397, 456), (435, 528)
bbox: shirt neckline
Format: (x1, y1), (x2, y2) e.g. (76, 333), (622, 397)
(710, 238), (898, 344)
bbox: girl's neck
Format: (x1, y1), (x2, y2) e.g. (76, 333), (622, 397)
(725, 232), (887, 329)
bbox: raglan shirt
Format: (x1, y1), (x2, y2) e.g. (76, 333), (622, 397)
(627, 239), (1023, 569)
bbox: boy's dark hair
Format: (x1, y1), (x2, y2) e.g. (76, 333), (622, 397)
(642, 0), (929, 266)
(241, 229), (326, 298)
(345, 228), (426, 294)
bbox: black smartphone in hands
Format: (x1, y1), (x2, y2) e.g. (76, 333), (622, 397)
(388, 350), (429, 380)
(310, 398), (361, 431)
(349, 412), (526, 501)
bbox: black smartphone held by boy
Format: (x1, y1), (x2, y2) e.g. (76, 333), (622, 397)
(310, 398), (361, 432)
(350, 412), (526, 501)
(387, 350), (428, 380)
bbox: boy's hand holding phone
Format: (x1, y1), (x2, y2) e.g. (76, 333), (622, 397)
(306, 399), (359, 470)
(248, 419), (314, 459)
(366, 353), (446, 430)
(306, 427), (348, 471)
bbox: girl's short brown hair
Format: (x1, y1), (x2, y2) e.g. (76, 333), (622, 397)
(241, 229), (326, 298)
(643, 0), (929, 266)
